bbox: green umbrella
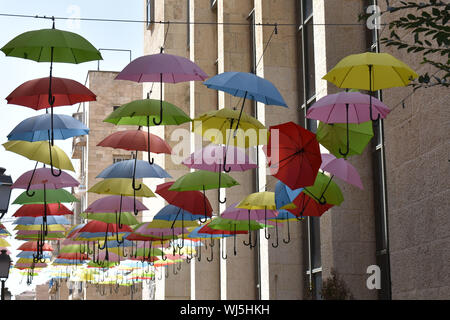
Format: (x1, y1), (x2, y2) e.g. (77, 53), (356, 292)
(104, 98), (191, 164)
(13, 188), (79, 205)
(169, 170), (239, 222)
(80, 211), (139, 226)
(316, 121), (373, 159)
(1, 17), (102, 146)
(59, 244), (84, 254)
(303, 172), (344, 206)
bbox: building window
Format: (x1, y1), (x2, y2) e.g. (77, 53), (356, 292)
(113, 155), (131, 164)
(146, 0), (154, 28)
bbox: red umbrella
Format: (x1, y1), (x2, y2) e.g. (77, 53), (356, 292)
(13, 203), (73, 217)
(18, 241), (53, 252)
(78, 220), (133, 234)
(6, 76), (96, 110)
(155, 181), (213, 218)
(288, 192), (333, 217)
(97, 129), (172, 164)
(57, 253), (89, 260)
(264, 121), (322, 190)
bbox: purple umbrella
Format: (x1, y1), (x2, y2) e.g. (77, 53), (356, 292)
(12, 167), (79, 192)
(115, 52), (208, 125)
(183, 144), (257, 204)
(307, 91), (390, 157)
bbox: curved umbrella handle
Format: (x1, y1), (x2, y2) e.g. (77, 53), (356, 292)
(264, 208), (271, 240)
(146, 117), (155, 164)
(338, 104), (350, 158)
(25, 161), (39, 197)
(206, 245), (214, 262)
(218, 171), (226, 204)
(153, 74), (164, 126)
(282, 219), (291, 244)
(271, 220), (279, 248)
(199, 186), (209, 223)
(368, 65), (381, 123)
(221, 236), (228, 260)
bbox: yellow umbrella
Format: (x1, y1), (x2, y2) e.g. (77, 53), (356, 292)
(88, 178), (155, 197)
(0, 238), (10, 247)
(14, 224), (66, 232)
(3, 140), (75, 171)
(322, 52), (418, 121)
(193, 108), (268, 148)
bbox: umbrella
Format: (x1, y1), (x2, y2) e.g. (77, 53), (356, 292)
(13, 188), (78, 205)
(13, 215), (70, 225)
(115, 52), (208, 125)
(97, 129), (172, 163)
(155, 181), (213, 217)
(322, 52), (417, 121)
(264, 121), (322, 190)
(5, 76), (96, 110)
(1, 18), (102, 144)
(287, 192), (333, 218)
(84, 195), (147, 226)
(3, 140), (75, 172)
(320, 153), (363, 190)
(306, 91), (390, 156)
(169, 170), (239, 222)
(0, 238), (10, 248)
(274, 180), (303, 210)
(203, 72), (287, 134)
(302, 172), (344, 206)
(235, 192), (285, 242)
(104, 98), (190, 164)
(12, 167), (79, 194)
(88, 178), (155, 198)
(268, 210), (300, 247)
(7, 113), (89, 142)
(18, 241), (53, 252)
(316, 121), (373, 159)
(193, 108), (267, 149)
(182, 144), (257, 203)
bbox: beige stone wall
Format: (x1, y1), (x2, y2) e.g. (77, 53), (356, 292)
(35, 283), (49, 300)
(378, 1), (450, 299)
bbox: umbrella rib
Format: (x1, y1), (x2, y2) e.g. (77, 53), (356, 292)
(338, 66), (354, 88)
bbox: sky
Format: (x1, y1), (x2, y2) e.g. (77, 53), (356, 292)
(0, 0), (144, 297)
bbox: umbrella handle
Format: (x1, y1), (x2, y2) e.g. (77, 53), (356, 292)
(221, 236), (228, 260)
(318, 194), (327, 205)
(207, 245), (214, 262)
(271, 220), (279, 248)
(153, 75), (164, 126)
(338, 104), (350, 158)
(282, 219), (291, 244)
(368, 65), (381, 122)
(218, 172), (227, 204)
(199, 186), (208, 223)
(145, 118), (155, 164)
(264, 208), (270, 240)
(25, 161), (39, 197)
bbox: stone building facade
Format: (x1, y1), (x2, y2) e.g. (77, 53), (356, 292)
(140, 0), (449, 300)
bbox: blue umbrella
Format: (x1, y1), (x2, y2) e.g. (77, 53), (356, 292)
(268, 209), (302, 247)
(96, 159), (171, 180)
(7, 113), (89, 142)
(13, 215), (71, 225)
(153, 204), (203, 251)
(275, 180), (303, 210)
(17, 251), (52, 259)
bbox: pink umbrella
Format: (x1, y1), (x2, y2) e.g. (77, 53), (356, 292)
(12, 167), (79, 191)
(306, 91), (390, 124)
(115, 52), (208, 125)
(307, 91), (389, 157)
(85, 195), (148, 213)
(321, 153), (364, 190)
(183, 144), (257, 204)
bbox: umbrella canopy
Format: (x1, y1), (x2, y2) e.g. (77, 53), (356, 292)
(208, 217), (268, 232)
(3, 140), (75, 172)
(322, 52), (418, 91)
(115, 52), (208, 83)
(13, 203), (73, 217)
(78, 221), (133, 235)
(302, 172), (344, 206)
(306, 91), (390, 124)
(316, 121), (373, 158)
(222, 202), (279, 220)
(12, 167), (79, 190)
(204, 71), (288, 107)
(155, 181), (213, 217)
(13, 189), (79, 205)
(80, 211), (139, 226)
(182, 144), (257, 172)
(18, 241), (53, 251)
(7, 113), (89, 142)
(288, 192), (334, 217)
(193, 108), (267, 148)
(84, 195), (148, 213)
(88, 178), (155, 198)
(1, 26), (102, 64)
(5, 76), (96, 110)
(97, 129), (172, 154)
(104, 99), (191, 126)
(96, 159), (171, 179)
(153, 204), (204, 223)
(275, 181), (303, 210)
(264, 121), (322, 190)
(320, 153), (363, 190)
(169, 170), (239, 192)
(0, 238), (10, 247)
(13, 215), (70, 225)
